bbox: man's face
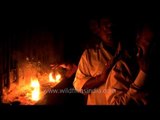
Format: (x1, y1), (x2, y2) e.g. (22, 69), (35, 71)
(98, 18), (113, 45)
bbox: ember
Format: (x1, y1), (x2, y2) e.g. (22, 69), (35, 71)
(49, 72), (61, 83)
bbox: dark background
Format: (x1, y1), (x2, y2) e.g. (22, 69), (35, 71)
(2, 10), (159, 63)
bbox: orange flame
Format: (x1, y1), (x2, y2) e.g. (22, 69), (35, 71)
(31, 78), (40, 101)
(49, 72), (61, 83)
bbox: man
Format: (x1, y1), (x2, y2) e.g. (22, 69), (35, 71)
(103, 24), (154, 105)
(73, 16), (121, 105)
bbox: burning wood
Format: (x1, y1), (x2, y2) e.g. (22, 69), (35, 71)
(2, 60), (63, 105)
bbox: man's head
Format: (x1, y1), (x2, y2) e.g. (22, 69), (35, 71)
(89, 16), (115, 47)
(98, 18), (113, 45)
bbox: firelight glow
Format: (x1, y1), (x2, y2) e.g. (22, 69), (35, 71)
(31, 78), (40, 101)
(49, 72), (61, 83)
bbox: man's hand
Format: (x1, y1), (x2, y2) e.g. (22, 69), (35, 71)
(50, 63), (77, 78)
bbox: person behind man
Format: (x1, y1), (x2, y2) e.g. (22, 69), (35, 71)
(103, 24), (154, 105)
(73, 16), (121, 105)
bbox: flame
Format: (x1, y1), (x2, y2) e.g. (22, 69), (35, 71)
(49, 72), (61, 83)
(55, 74), (61, 83)
(31, 78), (40, 101)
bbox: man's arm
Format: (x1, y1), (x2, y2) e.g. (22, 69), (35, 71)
(82, 74), (106, 91)
(106, 60), (148, 105)
(74, 66), (109, 94)
(82, 53), (121, 91)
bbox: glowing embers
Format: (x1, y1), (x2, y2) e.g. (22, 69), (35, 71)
(30, 78), (40, 101)
(49, 72), (61, 83)
(2, 61), (64, 105)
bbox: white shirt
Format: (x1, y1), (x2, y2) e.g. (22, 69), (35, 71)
(73, 42), (148, 105)
(73, 42), (115, 105)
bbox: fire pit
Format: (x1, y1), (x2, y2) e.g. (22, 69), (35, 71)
(2, 58), (64, 105)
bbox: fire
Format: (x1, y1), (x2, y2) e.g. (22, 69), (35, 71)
(2, 61), (64, 105)
(49, 72), (61, 83)
(31, 78), (40, 101)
